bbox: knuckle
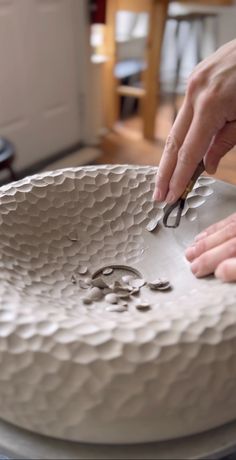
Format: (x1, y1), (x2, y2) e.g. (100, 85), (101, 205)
(164, 133), (180, 157)
(198, 254), (209, 272)
(197, 83), (221, 115)
(186, 75), (198, 99)
(155, 170), (164, 184)
(178, 145), (195, 167)
(196, 238), (206, 255)
(187, 69), (206, 97)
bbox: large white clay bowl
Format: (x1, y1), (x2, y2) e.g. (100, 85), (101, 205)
(0, 165), (236, 444)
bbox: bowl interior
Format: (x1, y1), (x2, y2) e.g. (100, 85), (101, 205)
(0, 166), (234, 314)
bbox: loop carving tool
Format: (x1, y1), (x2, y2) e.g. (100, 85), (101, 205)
(163, 160), (205, 228)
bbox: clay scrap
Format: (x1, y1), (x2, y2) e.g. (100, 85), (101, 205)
(71, 264), (172, 313)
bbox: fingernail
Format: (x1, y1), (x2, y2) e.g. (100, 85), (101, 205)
(166, 191), (176, 204)
(191, 260), (199, 275)
(152, 187), (162, 201)
(195, 231), (207, 242)
(185, 246), (196, 261)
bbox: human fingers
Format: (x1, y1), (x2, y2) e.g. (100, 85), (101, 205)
(154, 36), (236, 204)
(153, 99), (192, 202)
(165, 91), (223, 203)
(185, 221), (236, 262)
(215, 258), (236, 282)
(195, 213), (236, 242)
(204, 121), (236, 174)
(190, 237), (236, 277)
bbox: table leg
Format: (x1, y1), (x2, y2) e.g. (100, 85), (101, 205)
(142, 0), (169, 140)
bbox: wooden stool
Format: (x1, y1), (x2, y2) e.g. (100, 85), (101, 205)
(104, 0), (169, 140)
(104, 0), (229, 140)
(0, 138), (17, 182)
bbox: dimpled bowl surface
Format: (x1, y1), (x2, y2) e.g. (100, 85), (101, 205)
(0, 165), (236, 444)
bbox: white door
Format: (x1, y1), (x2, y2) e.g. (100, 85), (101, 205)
(0, 0), (90, 171)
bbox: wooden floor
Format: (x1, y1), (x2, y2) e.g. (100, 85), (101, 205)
(98, 98), (236, 186)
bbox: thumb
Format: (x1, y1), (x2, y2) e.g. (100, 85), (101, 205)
(205, 121), (236, 174)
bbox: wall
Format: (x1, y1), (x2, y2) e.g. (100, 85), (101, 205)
(0, 0), (95, 172)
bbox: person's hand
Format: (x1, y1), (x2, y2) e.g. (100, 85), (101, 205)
(185, 213), (236, 281)
(153, 39), (236, 204)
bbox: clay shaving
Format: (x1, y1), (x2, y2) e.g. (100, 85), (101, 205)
(71, 264), (172, 313)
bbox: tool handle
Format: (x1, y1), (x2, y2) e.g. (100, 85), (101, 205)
(181, 160), (205, 199)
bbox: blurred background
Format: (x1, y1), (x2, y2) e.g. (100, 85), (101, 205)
(0, 0), (235, 185)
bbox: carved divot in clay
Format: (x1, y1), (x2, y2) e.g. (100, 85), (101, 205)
(146, 209), (163, 232)
(197, 176), (215, 186)
(186, 208), (198, 222)
(194, 185), (214, 197)
(78, 265), (88, 275)
(71, 274), (77, 285)
(102, 267), (113, 275)
(0, 165), (235, 446)
(187, 195), (206, 209)
(68, 231), (78, 242)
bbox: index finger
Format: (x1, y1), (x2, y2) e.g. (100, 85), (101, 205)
(153, 99), (192, 202)
(195, 213), (236, 241)
(166, 98), (220, 203)
(166, 86), (225, 203)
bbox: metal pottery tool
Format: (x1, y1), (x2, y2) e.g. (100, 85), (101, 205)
(163, 160), (205, 228)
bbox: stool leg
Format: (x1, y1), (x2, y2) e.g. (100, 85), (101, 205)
(122, 73), (138, 119)
(142, 0), (168, 140)
(172, 19), (182, 122)
(172, 19), (189, 122)
(196, 19), (203, 63)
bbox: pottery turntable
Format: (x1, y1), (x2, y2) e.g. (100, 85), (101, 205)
(0, 165), (236, 459)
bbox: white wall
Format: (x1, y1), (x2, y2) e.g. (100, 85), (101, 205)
(0, 0), (96, 172)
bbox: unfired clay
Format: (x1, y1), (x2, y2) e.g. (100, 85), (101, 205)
(0, 165), (235, 445)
